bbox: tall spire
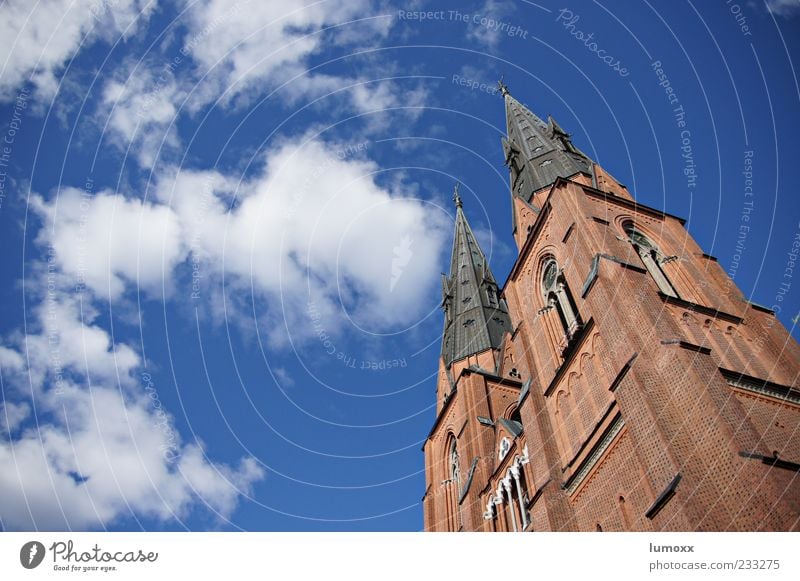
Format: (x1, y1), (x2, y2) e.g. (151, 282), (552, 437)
(501, 85), (593, 229)
(440, 187), (512, 368)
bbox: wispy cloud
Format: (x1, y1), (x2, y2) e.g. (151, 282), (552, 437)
(764, 0), (800, 17)
(180, 0), (392, 107)
(0, 0), (157, 101)
(0, 283), (263, 530)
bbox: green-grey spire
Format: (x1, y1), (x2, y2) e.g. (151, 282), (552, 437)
(441, 186), (512, 367)
(500, 83), (593, 232)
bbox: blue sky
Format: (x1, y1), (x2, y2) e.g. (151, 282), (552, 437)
(0, 0), (798, 531)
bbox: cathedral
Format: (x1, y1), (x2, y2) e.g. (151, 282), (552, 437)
(422, 82), (800, 532)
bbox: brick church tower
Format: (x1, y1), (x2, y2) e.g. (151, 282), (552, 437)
(422, 82), (800, 532)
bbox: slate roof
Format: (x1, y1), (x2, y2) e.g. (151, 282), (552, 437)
(440, 186), (513, 368)
(500, 82), (593, 232)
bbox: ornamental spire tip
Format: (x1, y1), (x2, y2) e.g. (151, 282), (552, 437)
(453, 183), (463, 208)
(497, 76), (510, 96)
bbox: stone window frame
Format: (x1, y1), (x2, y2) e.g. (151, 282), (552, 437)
(540, 257), (583, 357)
(622, 221), (679, 299)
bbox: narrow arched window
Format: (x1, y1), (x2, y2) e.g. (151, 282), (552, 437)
(445, 438), (463, 531)
(450, 439), (461, 493)
(624, 223), (678, 298)
(542, 259), (582, 355)
(618, 495), (632, 531)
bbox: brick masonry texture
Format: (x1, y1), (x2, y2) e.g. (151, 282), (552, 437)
(423, 91), (800, 532)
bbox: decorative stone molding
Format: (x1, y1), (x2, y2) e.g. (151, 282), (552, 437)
(564, 414), (625, 495)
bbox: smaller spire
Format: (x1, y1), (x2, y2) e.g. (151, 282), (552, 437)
(497, 76), (510, 96)
(453, 182), (463, 208)
(440, 188), (512, 367)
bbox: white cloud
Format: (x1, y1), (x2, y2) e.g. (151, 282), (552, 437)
(156, 137), (449, 337)
(175, 0), (416, 126)
(0, 0), (157, 101)
(32, 187), (185, 300)
(0, 288), (264, 530)
(764, 0), (800, 16)
(0, 401), (30, 433)
(0, 346), (25, 371)
(9, 135), (446, 530)
(182, 0), (388, 105)
(21, 290), (141, 388)
(33, 136), (447, 335)
(95, 2), (419, 167)
(101, 65), (185, 168)
(0, 387), (263, 530)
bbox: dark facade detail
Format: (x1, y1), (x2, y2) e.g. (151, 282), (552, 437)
(423, 83), (800, 532)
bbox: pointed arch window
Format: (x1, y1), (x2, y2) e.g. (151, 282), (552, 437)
(541, 259), (583, 355)
(484, 454), (531, 532)
(623, 223), (678, 298)
(618, 495), (632, 531)
(446, 438), (463, 532)
(450, 439), (461, 493)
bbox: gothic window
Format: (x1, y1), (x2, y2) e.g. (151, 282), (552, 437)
(623, 223), (678, 298)
(507, 461), (531, 531)
(541, 258), (583, 355)
(446, 438), (462, 532)
(484, 453), (531, 532)
(511, 454), (529, 503)
(450, 439), (461, 493)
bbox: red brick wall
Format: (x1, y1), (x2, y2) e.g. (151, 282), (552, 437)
(424, 169), (800, 531)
